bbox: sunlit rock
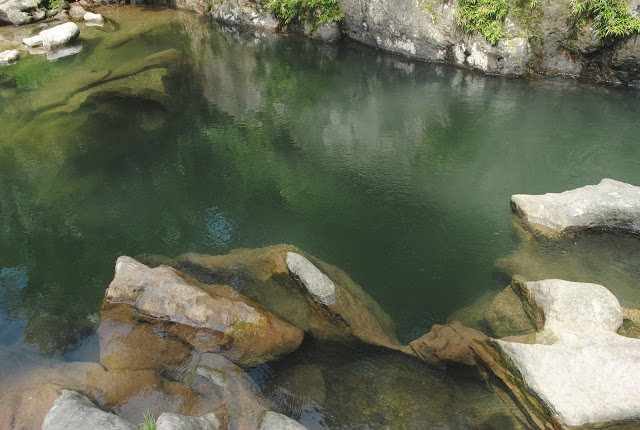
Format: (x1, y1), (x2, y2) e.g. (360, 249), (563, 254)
(140, 245), (401, 349)
(0, 49), (19, 65)
(511, 178), (640, 238)
(39, 22), (80, 50)
(476, 279), (640, 428)
(0, 0), (47, 25)
(286, 252), (337, 305)
(259, 411), (308, 430)
(42, 391), (135, 430)
(103, 256), (304, 367)
(84, 11), (103, 26)
(156, 411), (222, 430)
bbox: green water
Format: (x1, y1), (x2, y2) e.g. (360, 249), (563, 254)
(1, 6), (640, 428)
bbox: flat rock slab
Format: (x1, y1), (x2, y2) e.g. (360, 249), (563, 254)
(496, 279), (640, 427)
(511, 178), (640, 238)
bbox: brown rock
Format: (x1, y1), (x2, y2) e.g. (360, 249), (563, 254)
(0, 384), (61, 430)
(103, 256), (304, 367)
(405, 321), (487, 367)
(147, 244), (401, 350)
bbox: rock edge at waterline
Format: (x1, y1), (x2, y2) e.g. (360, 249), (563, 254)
(511, 178), (640, 239)
(473, 278), (640, 429)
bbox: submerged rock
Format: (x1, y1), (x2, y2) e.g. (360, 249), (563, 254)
(511, 178), (640, 238)
(102, 256), (304, 367)
(476, 279), (640, 428)
(42, 391), (135, 430)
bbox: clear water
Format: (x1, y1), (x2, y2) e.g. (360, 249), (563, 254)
(1, 6), (640, 428)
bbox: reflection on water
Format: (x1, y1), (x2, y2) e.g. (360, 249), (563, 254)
(0, 5), (639, 428)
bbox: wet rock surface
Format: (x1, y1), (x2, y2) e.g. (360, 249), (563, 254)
(511, 178), (640, 238)
(103, 256), (304, 367)
(405, 320), (487, 367)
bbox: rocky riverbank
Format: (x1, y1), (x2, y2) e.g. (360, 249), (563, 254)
(4, 0), (640, 85)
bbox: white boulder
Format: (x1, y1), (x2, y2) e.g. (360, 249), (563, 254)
(39, 22), (80, 50)
(84, 11), (103, 26)
(496, 279), (640, 427)
(511, 178), (640, 237)
(0, 49), (19, 65)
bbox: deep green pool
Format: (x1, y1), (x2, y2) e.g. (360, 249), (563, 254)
(1, 6), (640, 428)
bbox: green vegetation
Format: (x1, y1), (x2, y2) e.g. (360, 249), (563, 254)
(138, 411), (155, 430)
(265, 0), (344, 28)
(456, 0), (509, 45)
(571, 0), (640, 38)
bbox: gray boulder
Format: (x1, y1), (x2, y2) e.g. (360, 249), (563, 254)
(259, 411), (308, 430)
(0, 49), (19, 65)
(68, 2), (86, 19)
(42, 391), (135, 430)
(511, 178), (640, 238)
(156, 412), (221, 430)
(494, 279), (640, 427)
(0, 0), (46, 25)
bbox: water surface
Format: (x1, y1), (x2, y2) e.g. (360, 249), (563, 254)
(0, 7), (640, 428)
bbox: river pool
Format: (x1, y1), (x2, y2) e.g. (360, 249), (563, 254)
(1, 6), (640, 428)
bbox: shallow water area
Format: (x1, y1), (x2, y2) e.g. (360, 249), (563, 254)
(1, 5), (640, 429)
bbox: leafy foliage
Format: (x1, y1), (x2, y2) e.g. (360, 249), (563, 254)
(456, 0), (509, 45)
(571, 0), (640, 38)
(265, 0), (344, 28)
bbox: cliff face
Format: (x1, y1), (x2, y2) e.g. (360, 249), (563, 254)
(71, 0), (640, 85)
(340, 0), (640, 84)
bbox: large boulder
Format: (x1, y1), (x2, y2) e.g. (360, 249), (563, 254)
(0, 0), (46, 25)
(511, 178), (640, 239)
(475, 279), (640, 428)
(42, 391), (135, 430)
(140, 245), (401, 350)
(403, 320), (487, 367)
(258, 411), (308, 430)
(23, 22), (80, 50)
(102, 256), (304, 368)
